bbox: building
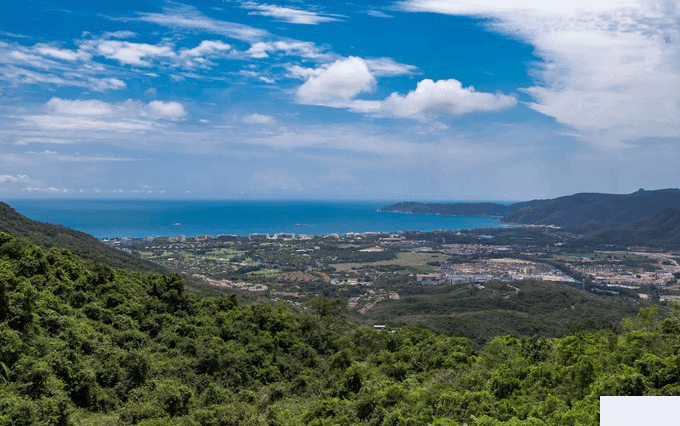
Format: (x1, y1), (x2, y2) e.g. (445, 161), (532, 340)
(249, 233), (269, 241)
(416, 274), (441, 285)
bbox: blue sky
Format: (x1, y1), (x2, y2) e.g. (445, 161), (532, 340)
(1, 0), (679, 200)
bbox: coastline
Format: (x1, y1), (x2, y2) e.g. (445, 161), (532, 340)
(7, 199), (507, 239)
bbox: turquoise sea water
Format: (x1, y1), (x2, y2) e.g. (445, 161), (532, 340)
(7, 200), (509, 239)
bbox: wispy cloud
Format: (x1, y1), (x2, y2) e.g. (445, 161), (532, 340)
(365, 10), (393, 19)
(136, 4), (269, 42)
(363, 57), (419, 77)
(246, 40), (326, 59)
(0, 174), (30, 184)
(398, 0), (680, 149)
(20, 97), (187, 133)
(27, 150), (138, 162)
(241, 2), (343, 25)
(34, 43), (91, 61)
(0, 41), (127, 92)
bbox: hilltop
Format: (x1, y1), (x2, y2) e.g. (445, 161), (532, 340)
(0, 201), (164, 273)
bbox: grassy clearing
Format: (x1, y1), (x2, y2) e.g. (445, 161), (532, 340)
(331, 250), (449, 272)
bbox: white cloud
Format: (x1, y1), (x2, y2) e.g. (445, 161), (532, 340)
(0, 174), (29, 184)
(147, 100), (187, 120)
(28, 150), (137, 162)
(102, 30), (137, 39)
(363, 58), (419, 77)
(0, 42), (126, 92)
(243, 113), (275, 125)
(88, 77), (126, 91)
(241, 2), (342, 25)
(381, 79), (517, 119)
(93, 40), (176, 66)
(246, 40), (325, 59)
(47, 98), (114, 116)
(398, 0), (680, 148)
(181, 40), (231, 57)
(286, 64), (319, 80)
(24, 186), (72, 193)
(366, 10), (393, 18)
(136, 4), (269, 42)
(296, 57), (376, 105)
(21, 97), (187, 132)
(295, 57), (515, 118)
(35, 44), (89, 61)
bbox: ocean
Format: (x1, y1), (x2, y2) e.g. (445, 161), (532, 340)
(7, 199), (509, 239)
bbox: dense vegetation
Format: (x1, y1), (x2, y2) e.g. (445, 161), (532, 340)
(0, 202), (164, 273)
(364, 280), (639, 343)
(578, 208), (680, 249)
(2, 232), (680, 425)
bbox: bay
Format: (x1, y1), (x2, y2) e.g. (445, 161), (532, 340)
(7, 199), (508, 239)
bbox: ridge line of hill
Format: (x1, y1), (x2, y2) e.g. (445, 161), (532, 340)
(0, 201), (165, 273)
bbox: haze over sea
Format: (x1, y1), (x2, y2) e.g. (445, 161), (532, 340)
(9, 200), (508, 239)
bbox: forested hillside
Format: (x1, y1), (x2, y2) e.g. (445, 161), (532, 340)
(2, 232), (680, 425)
(0, 202), (164, 273)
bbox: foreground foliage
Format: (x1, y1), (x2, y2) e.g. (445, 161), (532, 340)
(1, 232), (679, 425)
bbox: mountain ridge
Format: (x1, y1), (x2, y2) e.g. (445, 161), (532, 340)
(381, 188), (680, 227)
(0, 201), (164, 273)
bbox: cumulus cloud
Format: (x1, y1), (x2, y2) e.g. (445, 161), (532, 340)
(93, 40), (176, 66)
(295, 57), (515, 118)
(241, 2), (342, 25)
(296, 57), (376, 106)
(398, 0), (680, 148)
(243, 113), (275, 125)
(147, 100), (187, 120)
(381, 79), (517, 119)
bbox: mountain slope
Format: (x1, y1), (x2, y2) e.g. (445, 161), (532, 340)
(579, 207), (680, 249)
(0, 201), (164, 273)
(503, 188), (680, 227)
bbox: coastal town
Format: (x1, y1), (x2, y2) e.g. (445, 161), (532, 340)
(104, 226), (680, 316)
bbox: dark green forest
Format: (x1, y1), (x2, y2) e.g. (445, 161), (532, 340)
(2, 232), (680, 425)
